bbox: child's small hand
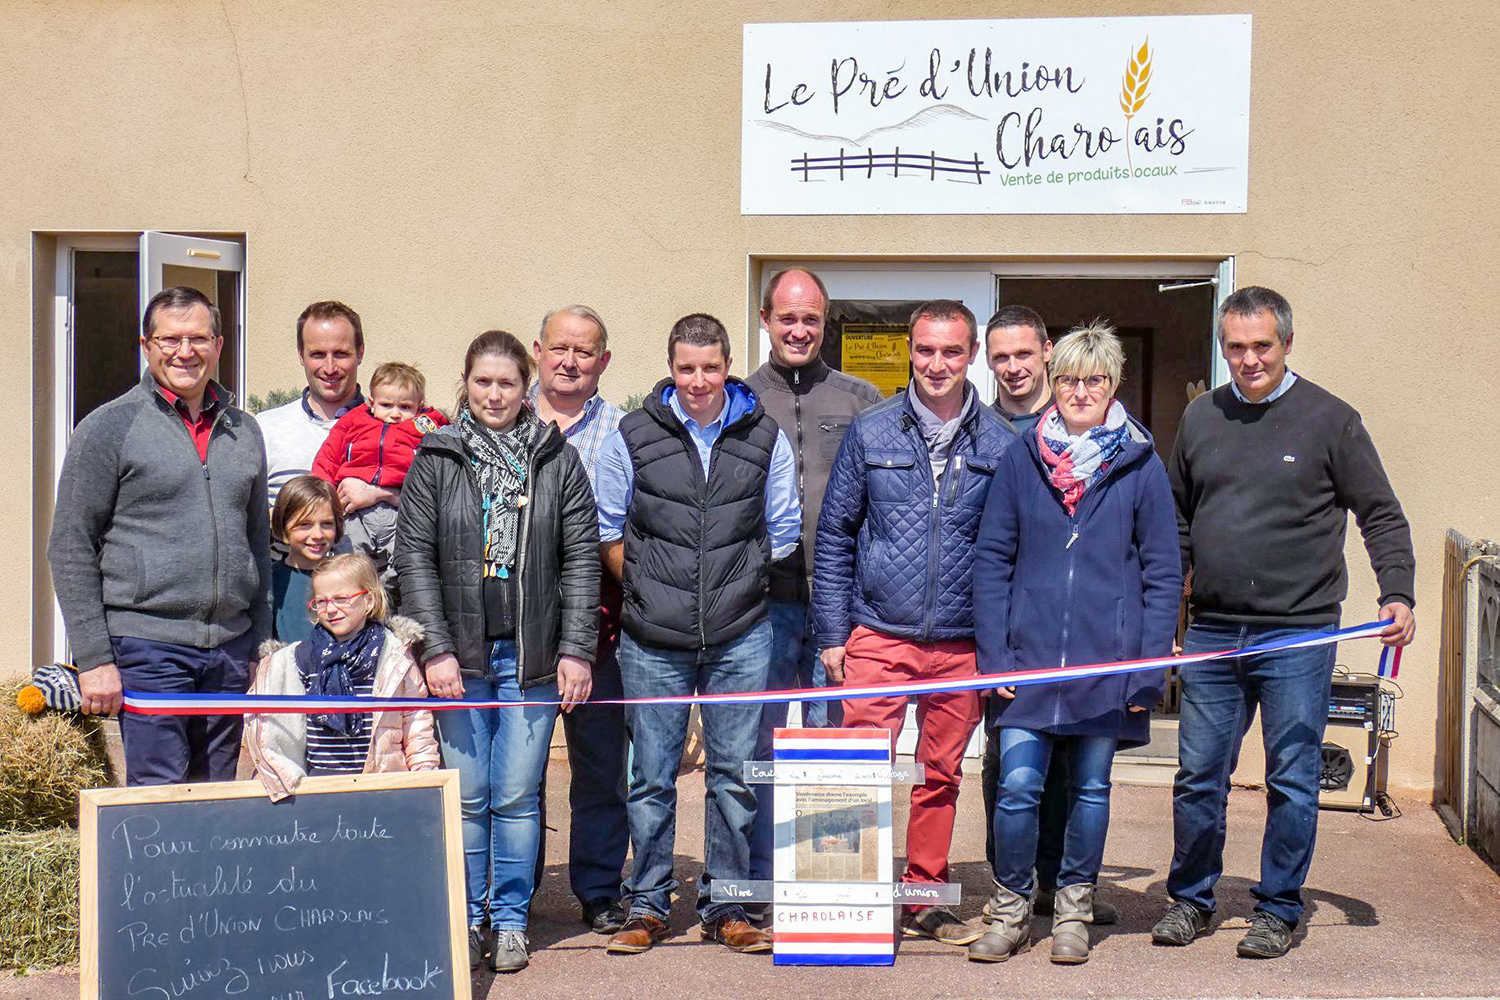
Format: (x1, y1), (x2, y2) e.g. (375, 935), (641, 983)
(557, 656), (593, 713)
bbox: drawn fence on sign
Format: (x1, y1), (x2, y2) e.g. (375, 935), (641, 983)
(790, 147), (990, 184)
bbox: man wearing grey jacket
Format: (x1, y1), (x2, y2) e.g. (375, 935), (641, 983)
(48, 286), (272, 785)
(744, 268), (883, 884)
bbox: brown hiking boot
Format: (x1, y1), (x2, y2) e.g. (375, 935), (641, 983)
(701, 916), (773, 953)
(606, 913), (669, 954)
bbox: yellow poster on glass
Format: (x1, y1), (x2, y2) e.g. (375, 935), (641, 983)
(841, 324), (909, 397)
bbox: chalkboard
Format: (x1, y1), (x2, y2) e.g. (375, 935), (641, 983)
(80, 771), (466, 1000)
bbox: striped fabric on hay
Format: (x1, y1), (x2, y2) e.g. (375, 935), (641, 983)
(28, 663), (81, 713)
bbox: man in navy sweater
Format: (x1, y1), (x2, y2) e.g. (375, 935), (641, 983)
(1154, 286), (1416, 958)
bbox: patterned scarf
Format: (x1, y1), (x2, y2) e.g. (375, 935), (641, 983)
(295, 621), (385, 736)
(1036, 399), (1130, 515)
(458, 405), (536, 579)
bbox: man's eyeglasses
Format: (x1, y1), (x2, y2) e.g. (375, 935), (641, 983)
(1055, 374), (1111, 393)
(308, 590), (369, 613)
(149, 335), (217, 354)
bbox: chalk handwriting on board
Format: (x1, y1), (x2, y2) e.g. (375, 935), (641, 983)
(83, 775), (464, 1000)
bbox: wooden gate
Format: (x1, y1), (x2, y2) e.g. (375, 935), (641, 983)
(1435, 528), (1500, 851)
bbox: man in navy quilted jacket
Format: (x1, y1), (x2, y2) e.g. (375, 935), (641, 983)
(813, 300), (1016, 946)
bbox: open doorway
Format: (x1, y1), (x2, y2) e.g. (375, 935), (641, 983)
(996, 277), (1216, 461)
(40, 231), (247, 665)
(753, 258), (1230, 770)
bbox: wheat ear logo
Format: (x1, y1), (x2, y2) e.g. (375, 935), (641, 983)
(1119, 38), (1152, 169)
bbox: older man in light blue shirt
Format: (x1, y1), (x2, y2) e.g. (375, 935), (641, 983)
(595, 313), (798, 957)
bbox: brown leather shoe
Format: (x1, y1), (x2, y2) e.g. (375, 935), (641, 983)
(701, 916), (773, 953)
(606, 914), (669, 954)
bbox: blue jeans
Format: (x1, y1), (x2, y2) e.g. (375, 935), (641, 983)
(991, 728), (1117, 894)
(435, 640), (559, 930)
(750, 600), (839, 879)
(983, 727), (1074, 887)
(619, 618), (772, 923)
(762, 599), (839, 729)
(1167, 622), (1337, 925)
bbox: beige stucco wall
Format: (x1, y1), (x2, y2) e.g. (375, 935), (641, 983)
(4, 1), (1498, 791)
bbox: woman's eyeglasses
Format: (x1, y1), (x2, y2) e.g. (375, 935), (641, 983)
(1055, 374), (1110, 393)
(308, 590), (369, 613)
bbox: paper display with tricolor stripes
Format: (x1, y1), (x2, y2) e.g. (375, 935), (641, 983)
(772, 729), (895, 966)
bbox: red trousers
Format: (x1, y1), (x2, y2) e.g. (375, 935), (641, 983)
(840, 625), (981, 893)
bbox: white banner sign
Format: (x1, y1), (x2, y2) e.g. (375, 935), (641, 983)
(741, 15), (1252, 215)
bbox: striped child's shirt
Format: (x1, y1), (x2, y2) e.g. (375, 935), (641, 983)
(297, 667), (375, 774)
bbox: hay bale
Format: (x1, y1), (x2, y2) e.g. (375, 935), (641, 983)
(0, 680), (113, 830)
(0, 828), (79, 971)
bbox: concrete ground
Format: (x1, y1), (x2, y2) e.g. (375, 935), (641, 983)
(6, 759), (1498, 1000)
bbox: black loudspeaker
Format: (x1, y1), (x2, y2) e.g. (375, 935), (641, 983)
(1319, 676), (1388, 812)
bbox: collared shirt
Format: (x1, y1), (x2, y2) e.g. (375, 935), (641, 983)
(1230, 369), (1298, 405)
(156, 382), (224, 462)
(593, 386), (801, 558)
(257, 385), (364, 511)
(301, 385), (365, 422)
(525, 385), (624, 491)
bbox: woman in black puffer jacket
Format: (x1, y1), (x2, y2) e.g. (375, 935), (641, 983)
(393, 329), (599, 974)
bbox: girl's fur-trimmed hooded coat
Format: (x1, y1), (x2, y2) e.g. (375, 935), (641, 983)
(243, 615), (441, 800)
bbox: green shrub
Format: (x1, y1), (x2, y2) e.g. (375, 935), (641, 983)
(246, 387), (301, 413)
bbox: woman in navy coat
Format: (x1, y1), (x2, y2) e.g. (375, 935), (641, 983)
(968, 323), (1182, 965)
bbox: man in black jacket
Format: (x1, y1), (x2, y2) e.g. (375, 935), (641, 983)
(744, 268), (882, 886)
(593, 314), (801, 956)
(1153, 286), (1416, 959)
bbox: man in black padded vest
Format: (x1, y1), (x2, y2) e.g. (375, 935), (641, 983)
(592, 314), (801, 956)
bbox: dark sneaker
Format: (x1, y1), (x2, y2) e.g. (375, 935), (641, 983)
(488, 930), (530, 973)
(1032, 888), (1119, 925)
(1151, 901), (1212, 946)
(468, 925), (487, 969)
(1237, 911), (1294, 958)
(902, 906), (982, 946)
(582, 898), (627, 935)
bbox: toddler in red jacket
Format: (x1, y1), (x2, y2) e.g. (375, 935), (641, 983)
(312, 361), (448, 585)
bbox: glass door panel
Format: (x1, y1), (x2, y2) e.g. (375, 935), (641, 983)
(140, 232), (247, 398)
(70, 249), (141, 426)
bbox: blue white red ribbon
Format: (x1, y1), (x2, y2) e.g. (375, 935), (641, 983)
(119, 619), (1397, 717)
(1377, 644), (1402, 679)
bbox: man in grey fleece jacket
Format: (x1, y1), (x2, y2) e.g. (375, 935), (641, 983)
(48, 287), (272, 785)
(744, 268), (883, 884)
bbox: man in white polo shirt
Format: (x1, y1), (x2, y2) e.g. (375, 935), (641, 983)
(255, 300), (367, 512)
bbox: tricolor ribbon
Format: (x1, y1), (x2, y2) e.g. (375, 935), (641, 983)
(120, 619), (1397, 717)
(1377, 644), (1402, 679)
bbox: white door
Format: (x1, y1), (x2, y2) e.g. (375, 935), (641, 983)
(140, 232), (248, 399)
